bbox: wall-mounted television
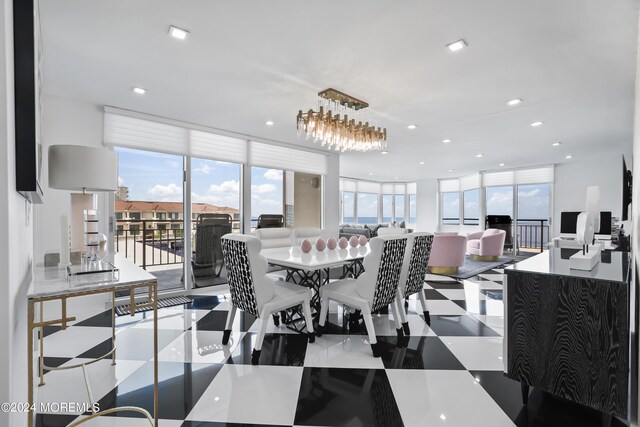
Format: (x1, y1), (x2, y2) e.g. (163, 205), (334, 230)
(560, 211), (612, 236)
(13, 0), (43, 203)
(622, 155), (632, 221)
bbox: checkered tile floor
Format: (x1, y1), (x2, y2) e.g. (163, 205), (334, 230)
(34, 264), (628, 427)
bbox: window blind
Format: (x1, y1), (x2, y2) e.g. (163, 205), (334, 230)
(460, 173), (481, 191)
(381, 183), (394, 194)
(249, 141), (327, 175)
(357, 180), (381, 194)
(340, 179), (357, 192)
(407, 182), (417, 194)
(515, 166), (554, 184)
(439, 179), (460, 192)
(482, 170), (515, 187)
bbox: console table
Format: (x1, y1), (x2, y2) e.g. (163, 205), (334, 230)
(504, 248), (631, 419)
(27, 253), (159, 427)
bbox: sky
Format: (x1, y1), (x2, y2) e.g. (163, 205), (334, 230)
(116, 147), (283, 218)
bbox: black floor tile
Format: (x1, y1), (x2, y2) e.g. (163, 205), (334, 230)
(294, 367), (403, 427)
(452, 299), (488, 315)
(470, 371), (629, 427)
(76, 329), (182, 360)
(187, 295), (224, 311)
(423, 289), (448, 300)
(427, 314), (500, 336)
(94, 361), (223, 420)
(182, 422), (290, 427)
(35, 413), (79, 427)
(192, 310), (256, 332)
(38, 356), (72, 375)
(38, 325), (62, 338)
(227, 332), (309, 366)
(74, 310), (112, 327)
(378, 336), (466, 370)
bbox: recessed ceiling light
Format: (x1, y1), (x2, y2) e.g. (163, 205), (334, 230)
(446, 39), (467, 52)
(530, 121), (543, 127)
(565, 155), (573, 159)
(448, 169), (454, 172)
(395, 176), (399, 180)
(407, 124), (417, 130)
(507, 98), (522, 106)
(552, 142), (561, 146)
(265, 120), (274, 126)
(132, 87), (146, 95)
(369, 172), (373, 176)
(381, 151), (389, 155)
(440, 414), (447, 421)
(499, 163), (505, 166)
(476, 153), (484, 158)
(169, 25), (189, 40)
(442, 139), (452, 144)
(419, 161), (425, 165)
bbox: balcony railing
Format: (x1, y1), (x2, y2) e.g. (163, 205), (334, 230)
(439, 217), (550, 253)
(115, 218), (240, 270)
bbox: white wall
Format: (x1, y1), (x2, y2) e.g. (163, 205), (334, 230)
(553, 150), (632, 237)
(323, 153), (341, 235)
(416, 178), (438, 232)
(0, 0), (32, 424)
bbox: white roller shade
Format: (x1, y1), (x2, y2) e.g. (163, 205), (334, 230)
(394, 183), (406, 194)
(439, 179), (460, 192)
(381, 183), (394, 194)
(515, 166), (554, 184)
(189, 130), (247, 164)
(249, 141), (327, 175)
(104, 112), (188, 156)
(483, 170), (515, 187)
(357, 180), (381, 194)
(341, 179), (357, 192)
(460, 173), (481, 191)
(407, 182), (417, 194)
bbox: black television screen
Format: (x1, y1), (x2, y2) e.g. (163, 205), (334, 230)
(623, 156), (632, 221)
(560, 211), (580, 234)
(597, 211), (612, 235)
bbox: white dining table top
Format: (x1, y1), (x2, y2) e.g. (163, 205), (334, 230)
(261, 244), (371, 270)
(28, 253), (156, 299)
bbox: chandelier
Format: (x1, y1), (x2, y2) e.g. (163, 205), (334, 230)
(296, 88), (387, 152)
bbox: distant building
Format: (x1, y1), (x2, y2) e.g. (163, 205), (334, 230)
(115, 186), (129, 201)
(115, 200), (240, 235)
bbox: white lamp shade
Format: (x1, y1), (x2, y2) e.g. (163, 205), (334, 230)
(586, 186), (600, 232)
(48, 145), (118, 191)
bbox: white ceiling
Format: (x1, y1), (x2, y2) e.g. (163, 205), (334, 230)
(39, 0), (639, 181)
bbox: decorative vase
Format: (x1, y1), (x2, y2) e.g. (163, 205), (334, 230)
(301, 239), (312, 253)
(316, 238), (326, 251)
(327, 237), (337, 250)
(338, 237), (348, 249)
(358, 235), (368, 246)
(349, 236), (359, 247)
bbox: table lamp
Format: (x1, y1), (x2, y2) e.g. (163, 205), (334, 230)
(48, 145), (118, 261)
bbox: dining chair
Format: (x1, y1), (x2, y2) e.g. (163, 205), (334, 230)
(395, 232), (434, 332)
(316, 234), (408, 357)
(220, 234), (315, 364)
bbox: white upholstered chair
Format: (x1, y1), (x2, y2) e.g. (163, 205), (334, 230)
(220, 234), (315, 365)
(396, 232), (434, 330)
(317, 234), (408, 357)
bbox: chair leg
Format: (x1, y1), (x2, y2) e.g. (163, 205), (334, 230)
(317, 296), (330, 337)
(389, 298), (404, 341)
(272, 313), (280, 327)
(302, 300), (315, 343)
(418, 290), (431, 326)
(253, 312), (270, 365)
(396, 292), (410, 336)
(222, 305), (237, 345)
(362, 307), (380, 357)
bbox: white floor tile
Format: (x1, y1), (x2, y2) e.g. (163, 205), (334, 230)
(462, 279), (503, 290)
(479, 273), (506, 282)
(441, 337), (504, 370)
(158, 330), (244, 363)
(42, 326), (113, 358)
(425, 274), (458, 282)
(473, 315), (504, 336)
(112, 328), (183, 361)
(386, 370), (515, 427)
(130, 308), (208, 330)
(303, 335), (384, 369)
(186, 365), (303, 425)
(36, 359), (145, 414)
(409, 299), (467, 315)
(436, 288), (487, 301)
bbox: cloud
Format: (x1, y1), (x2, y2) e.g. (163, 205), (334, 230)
(166, 160), (181, 169)
(209, 180), (240, 193)
(251, 183), (277, 194)
(263, 169), (283, 181)
(147, 183), (182, 201)
(118, 176), (124, 186)
(518, 189), (540, 198)
(193, 163), (211, 174)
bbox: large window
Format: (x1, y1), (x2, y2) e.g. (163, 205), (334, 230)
(409, 194), (416, 224)
(382, 194), (393, 223)
(486, 186), (513, 217)
(342, 191), (355, 224)
(192, 158), (241, 231)
(357, 193), (378, 224)
(395, 194), (405, 223)
(251, 167), (283, 228)
(463, 189), (480, 225)
(441, 192), (460, 225)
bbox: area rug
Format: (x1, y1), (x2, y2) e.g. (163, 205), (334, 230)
(429, 256), (513, 281)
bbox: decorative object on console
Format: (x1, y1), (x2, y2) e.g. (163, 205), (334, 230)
(349, 236), (359, 247)
(339, 236), (349, 249)
(570, 185), (602, 271)
(296, 88), (387, 152)
(358, 235), (368, 246)
(48, 145), (118, 256)
(301, 239), (312, 253)
(327, 237), (337, 250)
(315, 238), (326, 251)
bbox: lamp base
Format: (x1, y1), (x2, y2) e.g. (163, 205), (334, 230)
(569, 246), (601, 271)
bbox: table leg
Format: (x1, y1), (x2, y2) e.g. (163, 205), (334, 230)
(38, 301), (44, 386)
(153, 283), (159, 427)
(111, 291), (117, 365)
(27, 299), (34, 427)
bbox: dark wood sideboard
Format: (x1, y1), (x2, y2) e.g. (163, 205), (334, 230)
(505, 248), (631, 419)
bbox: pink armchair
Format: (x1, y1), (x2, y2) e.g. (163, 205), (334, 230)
(466, 228), (506, 261)
(427, 234), (468, 275)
